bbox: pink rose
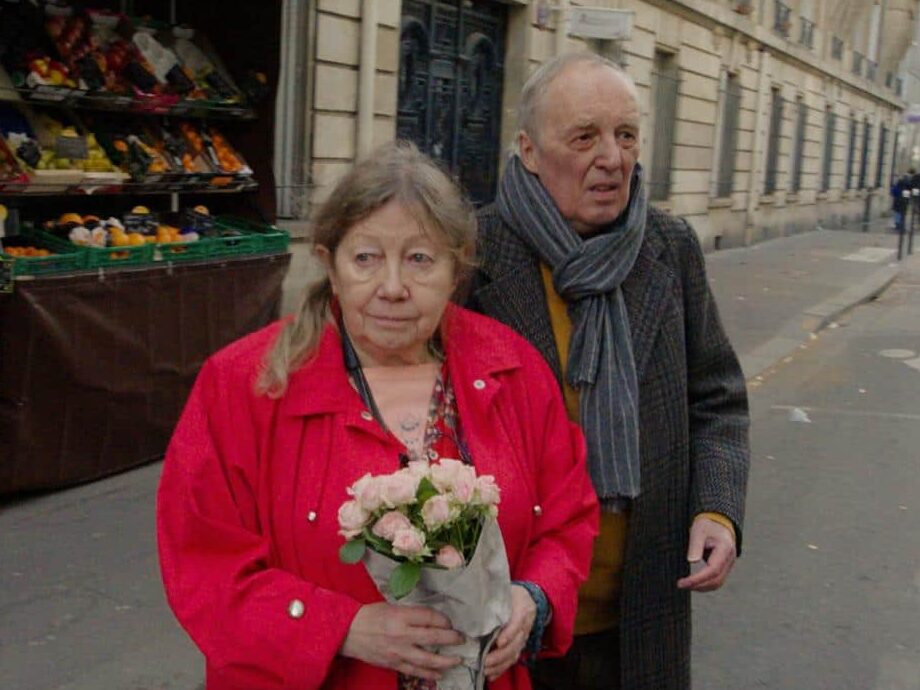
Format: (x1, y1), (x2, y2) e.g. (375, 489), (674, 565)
(391, 526), (427, 558)
(405, 459), (431, 477)
(421, 493), (455, 529)
(349, 473), (385, 512)
(451, 466), (477, 504)
(372, 510), (413, 540)
(337, 500), (370, 539)
(474, 475), (501, 506)
(382, 469), (420, 508)
(435, 545), (465, 569)
(430, 458), (465, 492)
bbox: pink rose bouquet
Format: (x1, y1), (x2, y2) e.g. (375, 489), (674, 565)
(338, 459), (512, 690)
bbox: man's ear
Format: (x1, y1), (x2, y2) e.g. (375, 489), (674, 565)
(519, 131), (540, 175)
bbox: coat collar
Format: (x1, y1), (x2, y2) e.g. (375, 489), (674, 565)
(474, 206), (675, 382)
(280, 305), (522, 417)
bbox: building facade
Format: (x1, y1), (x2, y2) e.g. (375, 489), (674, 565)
(277, 0), (916, 249)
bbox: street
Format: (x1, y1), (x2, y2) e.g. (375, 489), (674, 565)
(2, 232), (919, 690)
(695, 261), (920, 689)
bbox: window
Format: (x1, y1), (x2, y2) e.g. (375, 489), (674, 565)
(845, 117), (857, 190)
(764, 88), (784, 195)
(649, 51), (680, 201)
(875, 125), (888, 188)
(867, 61), (878, 82)
(821, 107), (835, 192)
(715, 73), (742, 197)
(774, 0), (792, 37)
(831, 36), (844, 60)
(858, 120), (870, 189)
(852, 52), (864, 76)
(790, 98), (807, 192)
(799, 19), (815, 49)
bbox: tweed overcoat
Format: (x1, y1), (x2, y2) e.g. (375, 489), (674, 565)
(467, 204), (750, 690)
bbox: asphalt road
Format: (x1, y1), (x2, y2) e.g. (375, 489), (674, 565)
(693, 265), (920, 690)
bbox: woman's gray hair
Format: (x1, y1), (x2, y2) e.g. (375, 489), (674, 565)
(258, 141), (477, 398)
(517, 52), (635, 142)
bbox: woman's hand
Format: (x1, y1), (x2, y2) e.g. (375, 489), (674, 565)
(484, 584), (537, 681)
(340, 602), (464, 680)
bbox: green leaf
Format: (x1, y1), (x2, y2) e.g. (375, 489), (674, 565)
(389, 561), (422, 599)
(339, 539), (367, 564)
(416, 476), (439, 505)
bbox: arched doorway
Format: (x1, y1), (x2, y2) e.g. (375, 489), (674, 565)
(397, 0), (507, 205)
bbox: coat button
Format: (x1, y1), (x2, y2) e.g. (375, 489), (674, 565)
(288, 599), (305, 619)
(533, 505), (543, 516)
(473, 379), (486, 390)
(307, 511), (317, 522)
(360, 410), (373, 421)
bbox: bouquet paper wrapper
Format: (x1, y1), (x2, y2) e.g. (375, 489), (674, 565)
(362, 518), (512, 690)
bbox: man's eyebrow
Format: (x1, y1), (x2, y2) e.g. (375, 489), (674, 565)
(564, 121), (595, 134)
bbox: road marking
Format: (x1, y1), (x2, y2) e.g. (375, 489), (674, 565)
(906, 357), (920, 373)
(873, 653), (920, 690)
(842, 247), (898, 263)
(771, 405), (920, 421)
(880, 349), (917, 359)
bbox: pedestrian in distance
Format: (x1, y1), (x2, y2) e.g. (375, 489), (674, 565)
(157, 142), (599, 690)
(467, 52), (751, 690)
(891, 170), (912, 233)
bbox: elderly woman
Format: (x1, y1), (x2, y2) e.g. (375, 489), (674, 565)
(157, 142), (598, 690)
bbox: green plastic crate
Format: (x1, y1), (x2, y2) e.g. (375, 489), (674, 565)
(1, 232), (85, 277)
(29, 228), (155, 269)
(209, 216), (290, 257)
(155, 237), (211, 263)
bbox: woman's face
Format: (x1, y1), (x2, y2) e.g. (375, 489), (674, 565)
(320, 200), (459, 367)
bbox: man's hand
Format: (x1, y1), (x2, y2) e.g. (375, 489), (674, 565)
(340, 602), (464, 680)
(484, 584), (537, 681)
(677, 517), (736, 592)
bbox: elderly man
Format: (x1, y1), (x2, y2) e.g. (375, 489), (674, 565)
(468, 53), (750, 690)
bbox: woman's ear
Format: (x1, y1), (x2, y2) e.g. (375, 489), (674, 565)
(314, 245), (337, 294)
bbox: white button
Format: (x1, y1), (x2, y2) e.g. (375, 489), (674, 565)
(473, 379), (486, 390)
(360, 411), (373, 421)
(427, 449), (439, 460)
(288, 599), (305, 619)
(533, 505), (543, 516)
(307, 511), (317, 522)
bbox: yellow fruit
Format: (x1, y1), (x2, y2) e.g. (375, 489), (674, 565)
(131, 205), (150, 214)
(127, 233), (145, 246)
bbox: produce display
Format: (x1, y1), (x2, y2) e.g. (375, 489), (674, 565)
(0, 1), (247, 112)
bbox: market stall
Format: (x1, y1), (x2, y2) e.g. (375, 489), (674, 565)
(0, 0), (289, 494)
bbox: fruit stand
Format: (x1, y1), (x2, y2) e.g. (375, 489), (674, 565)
(0, 0), (288, 494)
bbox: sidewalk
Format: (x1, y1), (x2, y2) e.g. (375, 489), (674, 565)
(1, 222), (915, 690)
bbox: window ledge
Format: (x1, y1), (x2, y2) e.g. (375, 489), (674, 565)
(786, 192), (799, 203)
(760, 195), (776, 205)
(708, 197), (734, 209)
(816, 191), (830, 201)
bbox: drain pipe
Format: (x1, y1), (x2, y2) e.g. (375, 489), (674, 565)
(357, 0), (378, 157)
(746, 46), (770, 244)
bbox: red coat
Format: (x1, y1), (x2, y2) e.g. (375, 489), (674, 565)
(157, 305), (599, 690)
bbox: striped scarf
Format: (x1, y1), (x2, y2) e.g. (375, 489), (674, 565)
(496, 155), (646, 509)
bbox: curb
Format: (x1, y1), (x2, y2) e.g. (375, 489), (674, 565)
(739, 263), (900, 380)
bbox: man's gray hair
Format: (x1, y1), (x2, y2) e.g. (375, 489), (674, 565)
(517, 52), (635, 140)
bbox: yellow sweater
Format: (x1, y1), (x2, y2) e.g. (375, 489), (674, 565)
(539, 265), (734, 634)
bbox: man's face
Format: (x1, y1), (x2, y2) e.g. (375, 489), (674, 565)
(519, 64), (641, 236)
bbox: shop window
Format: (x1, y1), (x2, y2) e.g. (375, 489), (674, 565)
(715, 72), (741, 198)
(858, 119), (870, 189)
(845, 117), (857, 190)
(790, 98), (807, 193)
(821, 107), (835, 192)
(764, 88), (784, 195)
(648, 51), (679, 201)
(875, 125), (888, 188)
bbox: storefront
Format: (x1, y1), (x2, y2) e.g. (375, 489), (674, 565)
(0, 0), (290, 493)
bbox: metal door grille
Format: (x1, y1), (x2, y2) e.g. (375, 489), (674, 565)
(397, 0), (506, 205)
